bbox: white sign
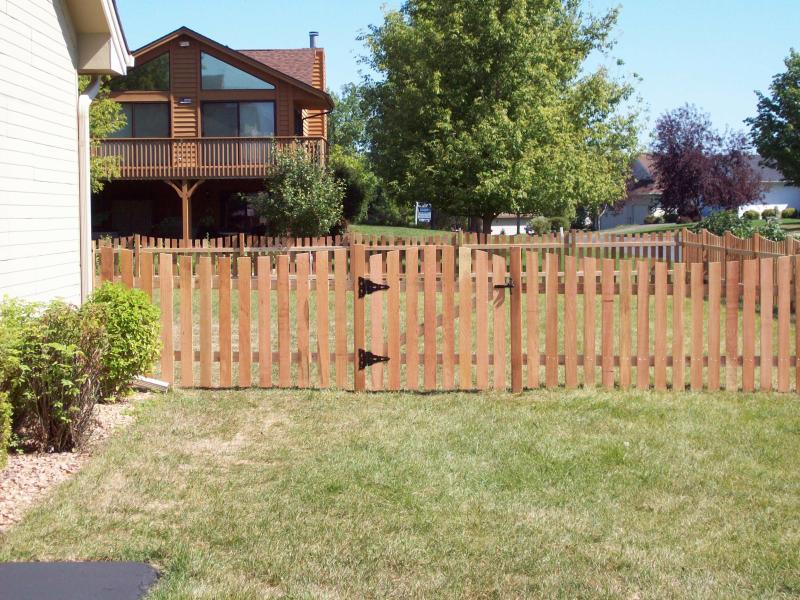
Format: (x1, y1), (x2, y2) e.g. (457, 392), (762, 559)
(415, 203), (432, 224)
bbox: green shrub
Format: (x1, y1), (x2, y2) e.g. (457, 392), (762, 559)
(643, 215), (664, 225)
(743, 210), (761, 220)
(782, 207), (798, 219)
(691, 210), (754, 238)
(663, 212), (679, 224)
(527, 216), (550, 235)
(246, 148), (345, 237)
(0, 392), (10, 469)
(760, 218), (788, 242)
(8, 301), (108, 451)
(87, 283), (160, 402)
(761, 208), (778, 218)
(549, 216), (571, 233)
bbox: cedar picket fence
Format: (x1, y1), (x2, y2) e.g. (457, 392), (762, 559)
(96, 240), (800, 394)
(95, 230), (683, 264)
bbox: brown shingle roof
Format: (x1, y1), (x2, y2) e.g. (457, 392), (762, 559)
(238, 49), (316, 87)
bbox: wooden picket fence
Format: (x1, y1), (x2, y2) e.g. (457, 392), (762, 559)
(96, 243), (800, 394)
(683, 229), (800, 262)
(95, 230), (683, 264)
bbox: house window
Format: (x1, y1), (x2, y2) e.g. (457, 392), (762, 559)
(109, 103), (170, 138)
(108, 53), (170, 91)
(201, 102), (275, 137)
(200, 52), (275, 90)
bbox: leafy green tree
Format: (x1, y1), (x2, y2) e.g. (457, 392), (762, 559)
(329, 84), (370, 154)
(748, 50), (800, 187)
(246, 149), (344, 237)
(362, 0), (639, 233)
(79, 76), (127, 193)
(328, 146), (378, 223)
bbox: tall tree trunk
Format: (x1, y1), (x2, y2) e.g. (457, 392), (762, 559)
(481, 213), (497, 235)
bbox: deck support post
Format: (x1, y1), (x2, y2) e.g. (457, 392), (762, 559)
(165, 179), (205, 244)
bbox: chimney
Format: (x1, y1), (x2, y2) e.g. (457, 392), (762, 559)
(309, 31), (319, 48)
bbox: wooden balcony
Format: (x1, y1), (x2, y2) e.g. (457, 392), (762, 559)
(92, 136), (328, 180)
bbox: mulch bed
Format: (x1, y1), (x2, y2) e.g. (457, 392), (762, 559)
(0, 396), (146, 532)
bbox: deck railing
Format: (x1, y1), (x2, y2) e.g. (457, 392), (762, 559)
(92, 136), (327, 179)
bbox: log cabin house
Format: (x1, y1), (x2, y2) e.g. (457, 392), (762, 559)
(92, 27), (332, 241)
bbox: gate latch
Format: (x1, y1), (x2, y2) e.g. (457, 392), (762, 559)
(358, 349), (390, 370)
(494, 277), (515, 290)
(358, 276), (390, 298)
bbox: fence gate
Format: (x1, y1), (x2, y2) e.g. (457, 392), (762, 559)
(347, 243), (532, 393)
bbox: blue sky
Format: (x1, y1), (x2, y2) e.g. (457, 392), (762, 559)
(117, 0), (800, 144)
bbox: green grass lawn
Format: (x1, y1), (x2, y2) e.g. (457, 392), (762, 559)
(348, 224), (453, 238)
(609, 218), (800, 236)
(2, 389), (799, 599)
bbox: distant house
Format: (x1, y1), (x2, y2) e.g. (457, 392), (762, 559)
(737, 160), (800, 216)
(491, 214), (530, 235)
(598, 155), (800, 230)
(92, 27), (333, 241)
(0, 0), (133, 303)
(598, 155), (662, 230)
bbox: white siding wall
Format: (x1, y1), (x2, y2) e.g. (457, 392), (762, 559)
(738, 182), (800, 216)
(0, 0), (81, 303)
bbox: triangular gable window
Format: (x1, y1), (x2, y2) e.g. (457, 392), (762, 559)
(201, 52), (275, 90)
(109, 53), (170, 91)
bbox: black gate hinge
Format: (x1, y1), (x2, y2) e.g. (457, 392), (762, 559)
(494, 277), (515, 290)
(358, 349), (390, 370)
(358, 276), (390, 298)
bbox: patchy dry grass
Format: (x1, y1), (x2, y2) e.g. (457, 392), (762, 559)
(1, 389), (799, 599)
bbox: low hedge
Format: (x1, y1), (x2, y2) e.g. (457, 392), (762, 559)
(87, 283), (160, 402)
(527, 216), (550, 235)
(761, 208), (778, 219)
(1, 285), (161, 454)
(782, 207), (798, 219)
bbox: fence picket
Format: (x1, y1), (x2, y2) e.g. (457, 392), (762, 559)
(442, 245), (456, 390)
(583, 257), (597, 387)
(760, 258), (773, 391)
(120, 249), (133, 288)
(459, 247), (472, 389)
(387, 251), (401, 390)
(180, 255), (193, 386)
(725, 261), (739, 391)
(601, 259), (615, 389)
(315, 251), (330, 388)
(159, 253), (173, 384)
(526, 251), (540, 389)
(564, 255), (578, 388)
(369, 252), (384, 390)
(218, 256), (233, 388)
(636, 262), (650, 390)
(545, 253), (558, 388)
(238, 256), (252, 388)
(708, 262), (721, 391)
(690, 263), (704, 391)
(492, 253), (507, 390)
(475, 250), (489, 390)
(277, 254), (291, 388)
(742, 259), (757, 392)
(672, 263), (686, 390)
(257, 256), (272, 388)
(777, 256), (791, 392)
(423, 246), (438, 390)
(334, 249), (348, 389)
(619, 260), (632, 389)
(406, 247), (420, 390)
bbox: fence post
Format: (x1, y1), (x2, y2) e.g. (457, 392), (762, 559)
(352, 244), (367, 392)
